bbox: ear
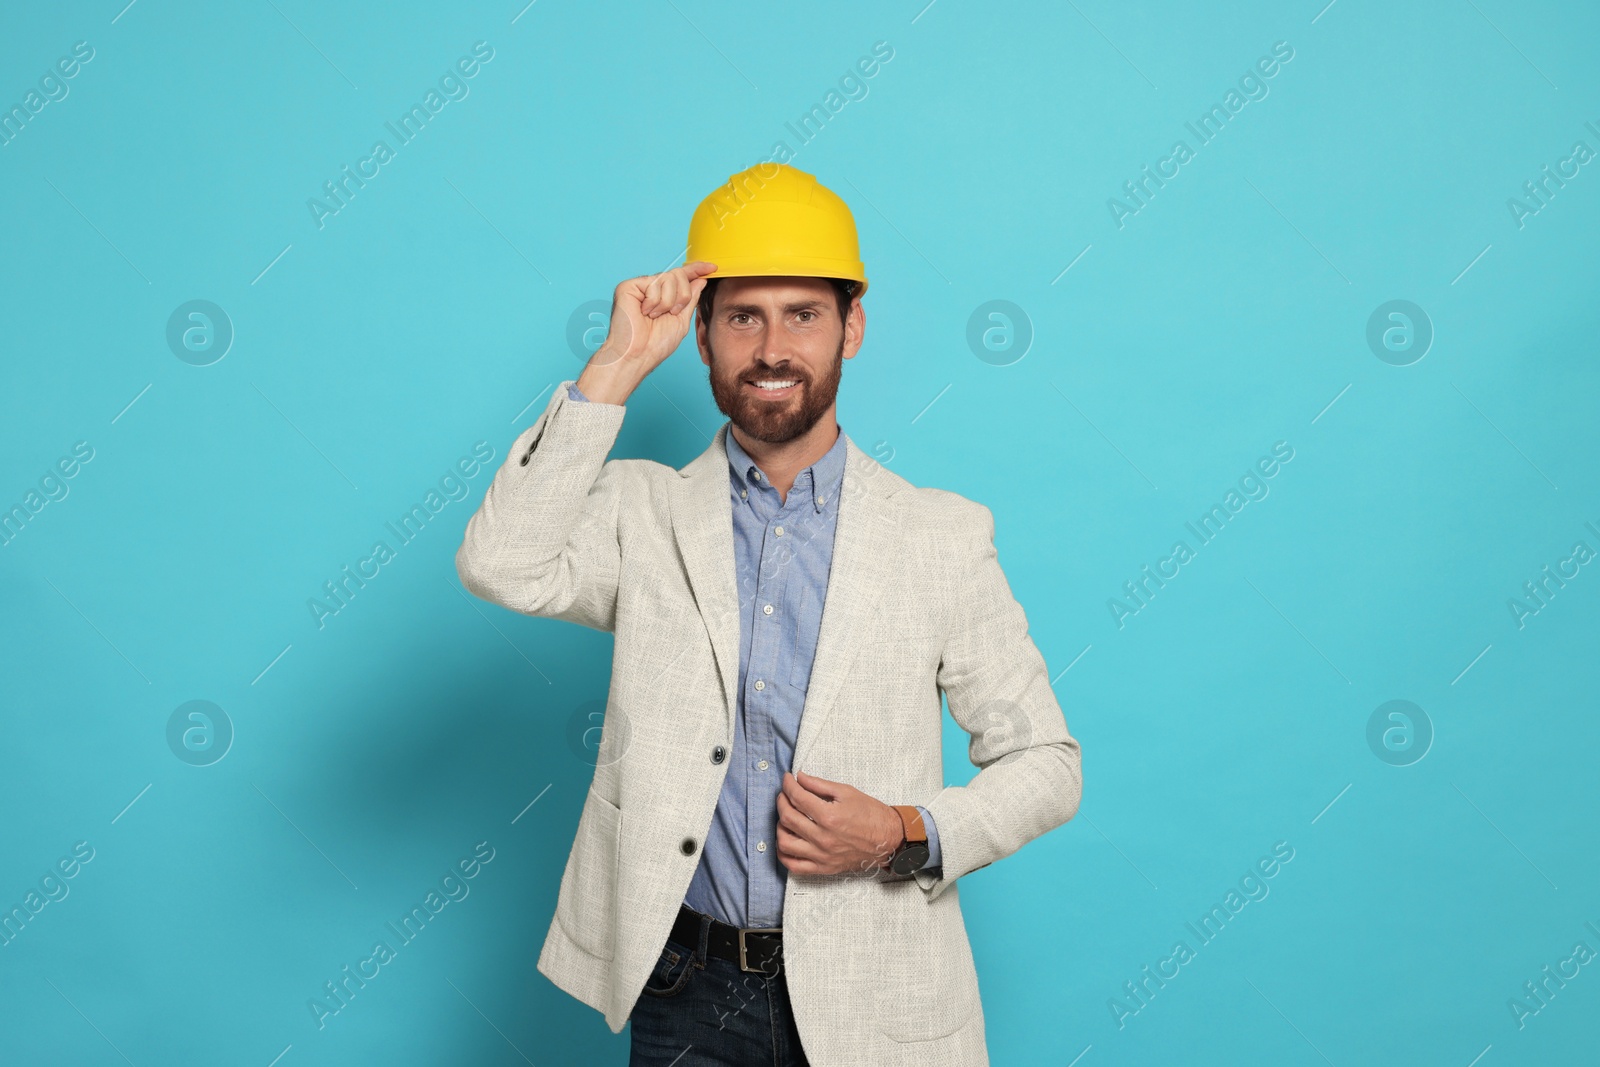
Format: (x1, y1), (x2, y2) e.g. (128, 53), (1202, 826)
(695, 312), (712, 366)
(841, 297), (866, 361)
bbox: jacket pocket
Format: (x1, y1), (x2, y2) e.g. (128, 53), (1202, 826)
(872, 889), (979, 1043)
(554, 788), (622, 961)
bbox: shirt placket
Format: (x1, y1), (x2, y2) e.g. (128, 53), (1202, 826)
(745, 469), (803, 928)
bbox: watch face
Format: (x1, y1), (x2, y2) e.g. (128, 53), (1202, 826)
(891, 844), (930, 875)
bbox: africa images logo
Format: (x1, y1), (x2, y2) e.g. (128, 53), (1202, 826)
(306, 42), (495, 230)
(1106, 41), (1295, 229)
(308, 441), (495, 629)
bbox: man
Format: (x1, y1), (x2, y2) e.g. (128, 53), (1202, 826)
(455, 163), (1082, 1066)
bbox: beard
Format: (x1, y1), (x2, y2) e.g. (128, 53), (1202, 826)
(707, 332), (845, 445)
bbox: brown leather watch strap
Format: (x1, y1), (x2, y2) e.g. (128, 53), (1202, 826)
(892, 804), (927, 846)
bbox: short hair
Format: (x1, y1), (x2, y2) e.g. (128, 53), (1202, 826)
(697, 276), (859, 329)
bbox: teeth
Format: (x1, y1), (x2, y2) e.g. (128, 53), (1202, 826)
(753, 380), (798, 390)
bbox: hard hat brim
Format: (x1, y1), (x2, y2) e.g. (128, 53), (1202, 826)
(702, 255), (867, 298)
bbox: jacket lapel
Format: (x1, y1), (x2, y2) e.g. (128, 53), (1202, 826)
(791, 435), (904, 771)
(667, 422), (903, 762)
(667, 424), (742, 740)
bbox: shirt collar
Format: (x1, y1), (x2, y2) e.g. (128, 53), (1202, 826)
(725, 423), (849, 515)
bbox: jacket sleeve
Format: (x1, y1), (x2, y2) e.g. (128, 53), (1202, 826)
(454, 378), (629, 633)
(914, 500), (1083, 900)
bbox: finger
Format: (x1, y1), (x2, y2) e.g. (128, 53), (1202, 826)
(782, 773), (833, 830)
(796, 780), (838, 831)
(685, 260), (719, 277)
(776, 791), (824, 846)
(670, 266), (701, 313)
(775, 788), (811, 835)
(642, 274), (665, 316)
(777, 822), (824, 863)
(795, 770), (842, 801)
(660, 271), (683, 313)
(651, 274), (673, 316)
(780, 850), (822, 875)
(675, 276), (708, 320)
(614, 277), (645, 318)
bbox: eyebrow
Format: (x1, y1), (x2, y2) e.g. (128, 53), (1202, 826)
(719, 299), (830, 315)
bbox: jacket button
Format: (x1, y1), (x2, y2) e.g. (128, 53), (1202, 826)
(681, 837), (697, 855)
(712, 745), (726, 764)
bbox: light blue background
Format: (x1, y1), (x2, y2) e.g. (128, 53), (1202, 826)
(3, 1), (1598, 1064)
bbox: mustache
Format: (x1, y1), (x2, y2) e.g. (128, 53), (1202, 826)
(741, 368), (806, 383)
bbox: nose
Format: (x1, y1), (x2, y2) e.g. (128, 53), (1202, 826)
(753, 354), (797, 375)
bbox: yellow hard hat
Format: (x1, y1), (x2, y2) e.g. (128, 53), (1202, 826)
(686, 162), (868, 298)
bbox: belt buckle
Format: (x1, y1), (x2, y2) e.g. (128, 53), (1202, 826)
(737, 926), (783, 973)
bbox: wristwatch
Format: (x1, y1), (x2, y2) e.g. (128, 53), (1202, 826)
(887, 805), (930, 875)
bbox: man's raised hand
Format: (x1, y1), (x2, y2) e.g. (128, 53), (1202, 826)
(577, 261), (718, 405)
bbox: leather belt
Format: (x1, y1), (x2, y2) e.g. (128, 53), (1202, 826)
(672, 902), (783, 975)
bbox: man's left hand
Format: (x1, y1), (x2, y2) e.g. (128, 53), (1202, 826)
(776, 771), (903, 876)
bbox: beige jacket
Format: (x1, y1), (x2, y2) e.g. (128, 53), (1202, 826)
(454, 380), (1082, 1066)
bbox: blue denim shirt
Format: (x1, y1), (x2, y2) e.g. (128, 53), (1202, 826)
(566, 382), (940, 928)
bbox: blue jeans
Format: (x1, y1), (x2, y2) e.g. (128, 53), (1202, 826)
(628, 912), (810, 1067)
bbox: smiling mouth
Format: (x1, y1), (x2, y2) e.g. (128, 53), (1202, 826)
(746, 378), (801, 398)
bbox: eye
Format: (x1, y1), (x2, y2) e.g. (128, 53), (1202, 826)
(730, 313), (752, 325)
(795, 310), (816, 323)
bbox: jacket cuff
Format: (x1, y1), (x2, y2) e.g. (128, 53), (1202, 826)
(917, 804), (942, 871)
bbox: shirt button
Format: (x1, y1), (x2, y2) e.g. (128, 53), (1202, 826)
(712, 745), (726, 764)
(741, 489), (748, 499)
(818, 495), (826, 505)
(681, 838), (697, 855)
(762, 604), (773, 615)
(754, 679), (765, 691)
(753, 471), (762, 481)
(775, 526), (784, 536)
(758, 759), (769, 770)
(757, 841), (767, 853)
